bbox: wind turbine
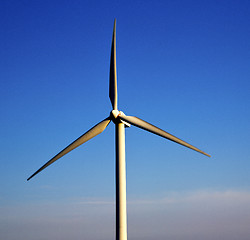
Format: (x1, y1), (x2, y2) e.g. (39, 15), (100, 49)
(27, 19), (210, 240)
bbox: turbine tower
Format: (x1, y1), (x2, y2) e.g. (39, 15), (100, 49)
(27, 19), (210, 240)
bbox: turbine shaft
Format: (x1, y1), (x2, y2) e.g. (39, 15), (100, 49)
(109, 19), (118, 110)
(27, 117), (111, 181)
(118, 115), (210, 157)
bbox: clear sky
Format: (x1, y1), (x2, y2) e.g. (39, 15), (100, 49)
(1, 0), (250, 239)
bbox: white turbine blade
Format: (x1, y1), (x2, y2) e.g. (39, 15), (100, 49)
(109, 19), (118, 110)
(27, 117), (111, 181)
(119, 115), (210, 157)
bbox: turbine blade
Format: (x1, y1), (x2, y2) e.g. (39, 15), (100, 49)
(27, 117), (111, 181)
(109, 19), (118, 110)
(119, 115), (210, 157)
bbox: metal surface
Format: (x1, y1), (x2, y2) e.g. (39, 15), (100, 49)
(116, 122), (127, 240)
(109, 19), (117, 110)
(27, 117), (111, 181)
(119, 114), (210, 157)
(27, 19), (210, 240)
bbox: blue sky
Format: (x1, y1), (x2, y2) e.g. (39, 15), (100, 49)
(1, 0), (250, 239)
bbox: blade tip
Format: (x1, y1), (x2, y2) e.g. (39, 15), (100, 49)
(27, 175), (33, 181)
(203, 152), (211, 157)
(27, 173), (36, 181)
(113, 19), (116, 30)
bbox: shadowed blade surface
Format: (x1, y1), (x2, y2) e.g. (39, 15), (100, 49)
(27, 117), (111, 181)
(119, 115), (210, 157)
(109, 19), (118, 110)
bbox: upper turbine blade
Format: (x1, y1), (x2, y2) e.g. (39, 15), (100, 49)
(27, 117), (111, 181)
(118, 115), (210, 157)
(109, 19), (118, 110)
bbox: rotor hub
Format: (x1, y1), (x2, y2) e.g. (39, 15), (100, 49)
(110, 110), (130, 127)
